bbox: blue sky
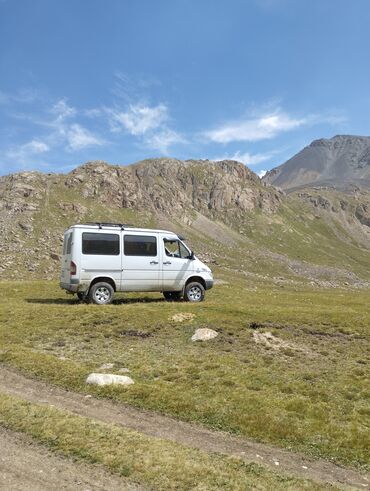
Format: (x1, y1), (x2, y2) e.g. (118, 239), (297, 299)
(1, 0), (370, 177)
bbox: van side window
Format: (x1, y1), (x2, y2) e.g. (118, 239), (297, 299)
(82, 233), (120, 255)
(164, 239), (190, 259)
(124, 235), (157, 256)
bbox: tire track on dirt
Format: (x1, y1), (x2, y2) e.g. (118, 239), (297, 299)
(0, 365), (368, 489)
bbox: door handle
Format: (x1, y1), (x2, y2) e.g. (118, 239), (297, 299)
(150, 260), (159, 265)
(163, 261), (172, 265)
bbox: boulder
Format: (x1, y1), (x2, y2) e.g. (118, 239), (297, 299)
(191, 328), (218, 342)
(86, 373), (134, 386)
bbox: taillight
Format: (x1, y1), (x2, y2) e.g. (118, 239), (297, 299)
(70, 261), (77, 276)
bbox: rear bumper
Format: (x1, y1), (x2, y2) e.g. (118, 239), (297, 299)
(205, 279), (214, 290)
(60, 281), (79, 293)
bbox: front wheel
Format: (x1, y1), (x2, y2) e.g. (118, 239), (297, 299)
(184, 282), (205, 302)
(88, 282), (114, 305)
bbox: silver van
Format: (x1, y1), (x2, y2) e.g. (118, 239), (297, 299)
(60, 222), (213, 304)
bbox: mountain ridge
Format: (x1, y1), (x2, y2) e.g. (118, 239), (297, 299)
(263, 134), (370, 191)
(2, 156), (370, 287)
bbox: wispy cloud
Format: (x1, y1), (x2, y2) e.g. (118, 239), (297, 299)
(4, 97), (106, 166)
(66, 123), (105, 151)
(213, 150), (276, 166)
(0, 88), (40, 105)
(6, 139), (50, 163)
(258, 169), (267, 178)
(49, 99), (76, 123)
(205, 109), (307, 144)
(107, 103), (168, 136)
(145, 129), (186, 153)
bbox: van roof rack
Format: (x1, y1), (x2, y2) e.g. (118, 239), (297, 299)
(81, 222), (134, 230)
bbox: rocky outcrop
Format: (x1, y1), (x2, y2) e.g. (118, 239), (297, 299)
(64, 158), (281, 216)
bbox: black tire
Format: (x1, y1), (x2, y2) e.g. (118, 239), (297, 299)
(184, 282), (205, 302)
(88, 282), (114, 305)
(163, 291), (182, 301)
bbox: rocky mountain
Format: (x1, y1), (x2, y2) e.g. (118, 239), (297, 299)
(0, 158), (280, 278)
(1, 157), (370, 287)
(264, 135), (370, 191)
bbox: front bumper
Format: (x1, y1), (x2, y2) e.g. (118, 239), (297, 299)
(205, 279), (214, 290)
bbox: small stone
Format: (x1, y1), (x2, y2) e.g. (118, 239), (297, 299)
(98, 362), (115, 370)
(302, 465), (308, 469)
(86, 373), (134, 386)
(191, 328), (218, 342)
(118, 367), (130, 373)
(274, 461), (279, 466)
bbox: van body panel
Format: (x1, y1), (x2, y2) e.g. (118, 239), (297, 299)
(160, 234), (195, 291)
(80, 230), (121, 290)
(121, 232), (160, 291)
(60, 230), (73, 284)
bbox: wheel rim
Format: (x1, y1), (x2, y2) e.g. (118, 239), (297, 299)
(94, 286), (111, 303)
(188, 286), (202, 301)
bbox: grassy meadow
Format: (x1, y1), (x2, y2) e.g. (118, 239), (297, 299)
(0, 271), (369, 473)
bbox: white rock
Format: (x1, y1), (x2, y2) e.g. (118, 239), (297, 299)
(118, 367), (130, 373)
(98, 363), (115, 370)
(86, 373), (134, 386)
(191, 328), (218, 342)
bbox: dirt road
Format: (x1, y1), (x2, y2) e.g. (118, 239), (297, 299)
(0, 365), (368, 489)
(0, 426), (143, 490)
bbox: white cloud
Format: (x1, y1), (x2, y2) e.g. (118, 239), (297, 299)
(66, 124), (105, 151)
(205, 109), (307, 143)
(258, 169), (267, 178)
(212, 149), (279, 166)
(106, 100), (184, 153)
(108, 103), (168, 136)
(7, 139), (49, 163)
(145, 129), (185, 154)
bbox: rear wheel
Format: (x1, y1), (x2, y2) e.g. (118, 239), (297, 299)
(184, 282), (205, 302)
(88, 282), (114, 305)
(163, 291), (182, 301)
(76, 291), (86, 301)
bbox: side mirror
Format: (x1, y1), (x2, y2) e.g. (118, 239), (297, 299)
(189, 251), (195, 260)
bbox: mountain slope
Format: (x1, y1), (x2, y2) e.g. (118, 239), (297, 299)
(264, 135), (370, 191)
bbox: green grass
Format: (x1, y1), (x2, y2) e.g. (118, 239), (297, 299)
(1, 278), (369, 470)
(0, 392), (332, 490)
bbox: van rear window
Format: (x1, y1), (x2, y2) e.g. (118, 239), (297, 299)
(124, 235), (157, 256)
(82, 233), (120, 255)
(63, 233), (72, 255)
